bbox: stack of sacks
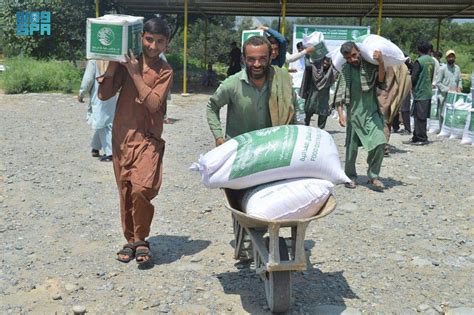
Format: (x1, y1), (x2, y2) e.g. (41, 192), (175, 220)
(191, 125), (348, 220)
(330, 34), (406, 72)
(438, 92), (469, 138)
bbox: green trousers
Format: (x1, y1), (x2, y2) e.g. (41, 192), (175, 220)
(345, 142), (385, 180)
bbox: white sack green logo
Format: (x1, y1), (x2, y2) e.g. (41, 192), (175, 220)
(97, 27), (115, 46)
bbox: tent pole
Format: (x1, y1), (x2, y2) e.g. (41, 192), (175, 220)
(377, 0), (383, 35)
(95, 0), (100, 17)
(280, 0), (287, 36)
(204, 18), (208, 69)
(436, 18), (442, 52)
(182, 0), (188, 95)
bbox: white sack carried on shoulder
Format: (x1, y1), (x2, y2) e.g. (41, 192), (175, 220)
(328, 48), (345, 72)
(242, 178), (334, 220)
(302, 31), (324, 47)
(190, 125), (350, 189)
(355, 34), (406, 67)
(460, 109), (474, 145)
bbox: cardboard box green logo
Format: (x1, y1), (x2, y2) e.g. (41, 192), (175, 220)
(87, 15), (143, 62)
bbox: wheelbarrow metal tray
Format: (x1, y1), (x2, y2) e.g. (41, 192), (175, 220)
(224, 189), (336, 272)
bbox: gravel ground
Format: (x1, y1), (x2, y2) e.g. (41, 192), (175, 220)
(0, 92), (472, 314)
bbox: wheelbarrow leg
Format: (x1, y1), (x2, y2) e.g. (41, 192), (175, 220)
(232, 214), (253, 260)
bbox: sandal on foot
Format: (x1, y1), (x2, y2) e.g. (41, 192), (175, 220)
(134, 241), (152, 265)
(116, 243), (136, 263)
(344, 180), (357, 189)
(368, 178), (385, 190)
(91, 149), (100, 158)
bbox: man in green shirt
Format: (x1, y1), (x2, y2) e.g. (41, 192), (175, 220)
(207, 35), (294, 146)
(436, 49), (462, 130)
(335, 41), (386, 190)
(405, 41), (435, 145)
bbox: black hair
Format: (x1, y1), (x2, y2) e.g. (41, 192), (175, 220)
(296, 42), (303, 49)
(417, 41), (431, 54)
(143, 17), (170, 39)
(340, 41), (359, 56)
(242, 35), (272, 58)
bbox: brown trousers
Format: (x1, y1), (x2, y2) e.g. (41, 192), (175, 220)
(117, 164), (163, 243)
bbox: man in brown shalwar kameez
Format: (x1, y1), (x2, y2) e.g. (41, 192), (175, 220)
(377, 64), (411, 156)
(98, 17), (173, 265)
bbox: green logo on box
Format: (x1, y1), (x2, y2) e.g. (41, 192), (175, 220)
(91, 24), (122, 55)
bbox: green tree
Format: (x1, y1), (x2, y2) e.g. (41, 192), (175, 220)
(0, 0), (112, 63)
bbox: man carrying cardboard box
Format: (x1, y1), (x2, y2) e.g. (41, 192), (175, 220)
(98, 17), (173, 265)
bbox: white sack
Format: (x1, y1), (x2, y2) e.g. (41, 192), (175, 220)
(449, 99), (471, 139)
(329, 48), (346, 72)
(302, 31), (324, 47)
(438, 104), (454, 138)
(191, 125), (350, 189)
(460, 110), (474, 145)
(242, 178), (334, 220)
(355, 34), (406, 67)
(438, 92), (469, 138)
(428, 89), (440, 133)
(331, 35), (406, 71)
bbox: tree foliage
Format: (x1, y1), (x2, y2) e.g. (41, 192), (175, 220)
(0, 0), (112, 63)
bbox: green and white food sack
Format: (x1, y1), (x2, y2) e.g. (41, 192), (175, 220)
(438, 92), (469, 138)
(428, 89), (440, 133)
(293, 88), (305, 125)
(460, 110), (474, 145)
(242, 178), (334, 220)
(449, 99), (471, 139)
(87, 14), (143, 62)
(190, 125), (350, 189)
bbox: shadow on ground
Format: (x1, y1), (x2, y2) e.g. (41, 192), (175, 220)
(146, 234), (211, 266)
(217, 238), (357, 314)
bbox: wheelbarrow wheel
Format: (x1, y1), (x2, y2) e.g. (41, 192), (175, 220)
(262, 237), (291, 313)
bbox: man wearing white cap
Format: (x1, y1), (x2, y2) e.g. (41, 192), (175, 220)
(436, 50), (462, 130)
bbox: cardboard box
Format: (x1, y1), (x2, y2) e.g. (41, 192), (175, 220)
(86, 14), (143, 62)
(310, 41), (329, 61)
(241, 30), (264, 48)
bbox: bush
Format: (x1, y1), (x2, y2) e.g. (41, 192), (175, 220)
(0, 58), (82, 94)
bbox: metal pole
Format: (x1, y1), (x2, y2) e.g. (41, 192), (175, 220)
(204, 18), (208, 69)
(377, 0), (383, 35)
(182, 0), (188, 95)
(280, 0), (287, 36)
(436, 18), (442, 52)
(95, 0), (100, 17)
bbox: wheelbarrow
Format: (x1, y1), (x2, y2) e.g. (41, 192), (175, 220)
(223, 189), (336, 313)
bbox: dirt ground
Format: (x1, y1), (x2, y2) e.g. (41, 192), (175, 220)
(0, 91), (472, 314)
